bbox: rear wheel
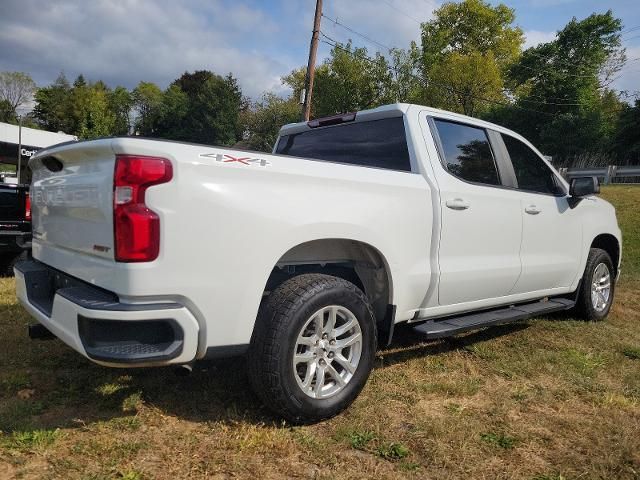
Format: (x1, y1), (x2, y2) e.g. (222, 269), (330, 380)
(575, 248), (615, 321)
(247, 274), (377, 423)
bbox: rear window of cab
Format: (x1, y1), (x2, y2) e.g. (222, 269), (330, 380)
(275, 117), (412, 172)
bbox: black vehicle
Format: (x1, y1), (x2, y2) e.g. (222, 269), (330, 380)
(0, 182), (30, 276)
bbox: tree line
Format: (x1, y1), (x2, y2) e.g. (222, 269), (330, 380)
(0, 0), (638, 166)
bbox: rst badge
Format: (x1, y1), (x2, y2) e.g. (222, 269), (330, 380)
(199, 152), (272, 167)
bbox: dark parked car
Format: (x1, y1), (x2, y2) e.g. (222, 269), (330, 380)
(0, 182), (30, 275)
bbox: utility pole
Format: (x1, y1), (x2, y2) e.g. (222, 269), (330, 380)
(302, 0), (323, 122)
(17, 115), (22, 184)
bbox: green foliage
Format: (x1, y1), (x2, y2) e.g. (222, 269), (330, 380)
(33, 73), (73, 133)
(347, 430), (376, 449)
(422, 0), (523, 69)
(622, 346), (640, 360)
(480, 432), (517, 449)
(419, 0), (522, 115)
(132, 81), (163, 136)
(155, 71), (243, 146)
(240, 93), (300, 152)
(2, 429), (59, 451)
(426, 51), (505, 116)
(0, 99), (16, 123)
(283, 42), (394, 118)
(375, 442), (410, 460)
(498, 11), (626, 160)
(612, 100), (640, 163)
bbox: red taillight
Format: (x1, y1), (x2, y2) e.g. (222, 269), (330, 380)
(114, 155), (173, 262)
(25, 193), (31, 221)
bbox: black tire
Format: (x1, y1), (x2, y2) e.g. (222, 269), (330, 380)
(247, 274), (377, 423)
(575, 248), (615, 321)
(0, 250), (28, 277)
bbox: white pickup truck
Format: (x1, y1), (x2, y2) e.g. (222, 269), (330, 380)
(17, 103), (621, 422)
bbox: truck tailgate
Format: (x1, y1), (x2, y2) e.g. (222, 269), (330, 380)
(30, 140), (115, 260)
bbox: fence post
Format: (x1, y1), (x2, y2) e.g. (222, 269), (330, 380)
(604, 165), (613, 185)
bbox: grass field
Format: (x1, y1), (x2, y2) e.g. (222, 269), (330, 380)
(1, 186), (639, 479)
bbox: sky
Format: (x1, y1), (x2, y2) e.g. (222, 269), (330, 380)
(0, 0), (638, 104)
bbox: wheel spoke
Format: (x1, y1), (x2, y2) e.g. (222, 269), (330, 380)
(312, 312), (323, 336)
(301, 360), (317, 390)
(335, 332), (362, 350)
(297, 336), (316, 347)
(326, 363), (346, 386)
(314, 365), (326, 396)
(334, 353), (355, 374)
(294, 350), (315, 364)
(324, 307), (337, 335)
(333, 318), (356, 338)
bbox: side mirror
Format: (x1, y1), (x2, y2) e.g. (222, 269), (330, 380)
(568, 176), (599, 208)
(570, 176), (600, 197)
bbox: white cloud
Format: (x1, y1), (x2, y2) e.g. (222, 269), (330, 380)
(523, 30), (557, 49)
(320, 0), (438, 53)
(0, 0), (290, 99)
(612, 45), (640, 96)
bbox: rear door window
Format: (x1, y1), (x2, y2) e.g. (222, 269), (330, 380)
(433, 119), (501, 186)
(275, 117), (412, 172)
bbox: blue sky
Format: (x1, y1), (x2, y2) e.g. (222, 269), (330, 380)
(0, 0), (638, 103)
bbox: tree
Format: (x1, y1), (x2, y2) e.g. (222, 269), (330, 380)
(108, 86), (133, 136)
(32, 73), (73, 133)
(283, 42), (393, 118)
(155, 70), (243, 146)
(0, 72), (36, 118)
(240, 93), (300, 152)
(132, 81), (163, 136)
(611, 100), (640, 164)
(422, 0), (523, 69)
(0, 99), (16, 123)
(503, 11), (625, 158)
(426, 51), (505, 116)
(419, 0), (523, 115)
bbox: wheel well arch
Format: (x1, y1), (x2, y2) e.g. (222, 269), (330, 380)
(263, 239), (393, 325)
(590, 234), (620, 275)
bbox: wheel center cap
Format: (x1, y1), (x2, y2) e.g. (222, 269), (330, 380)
(318, 339), (329, 351)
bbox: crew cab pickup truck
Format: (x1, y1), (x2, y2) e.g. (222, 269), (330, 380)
(16, 103), (621, 422)
(0, 182), (30, 275)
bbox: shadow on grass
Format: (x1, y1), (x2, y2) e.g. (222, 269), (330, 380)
(378, 321), (531, 368)
(1, 311), (541, 434)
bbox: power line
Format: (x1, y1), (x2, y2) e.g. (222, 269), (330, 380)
(378, 0), (423, 25)
(322, 13), (393, 52)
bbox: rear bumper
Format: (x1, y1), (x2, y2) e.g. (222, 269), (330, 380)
(0, 231), (31, 253)
(15, 260), (199, 367)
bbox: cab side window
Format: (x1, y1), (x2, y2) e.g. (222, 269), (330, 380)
(433, 119), (501, 186)
(502, 134), (565, 195)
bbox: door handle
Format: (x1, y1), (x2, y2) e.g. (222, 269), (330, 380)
(445, 198), (470, 210)
(525, 205), (541, 215)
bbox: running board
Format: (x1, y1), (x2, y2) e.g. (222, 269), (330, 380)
(413, 298), (575, 339)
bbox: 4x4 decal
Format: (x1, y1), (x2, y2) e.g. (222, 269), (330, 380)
(199, 152), (272, 167)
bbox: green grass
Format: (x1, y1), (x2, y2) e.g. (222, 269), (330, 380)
(0, 185), (638, 479)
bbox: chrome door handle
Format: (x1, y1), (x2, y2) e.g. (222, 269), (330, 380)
(445, 198), (470, 210)
(525, 205), (541, 215)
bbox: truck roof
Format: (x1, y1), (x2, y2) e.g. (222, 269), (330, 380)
(278, 103), (520, 139)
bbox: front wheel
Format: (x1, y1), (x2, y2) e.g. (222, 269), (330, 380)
(575, 248), (615, 321)
(247, 274), (377, 423)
